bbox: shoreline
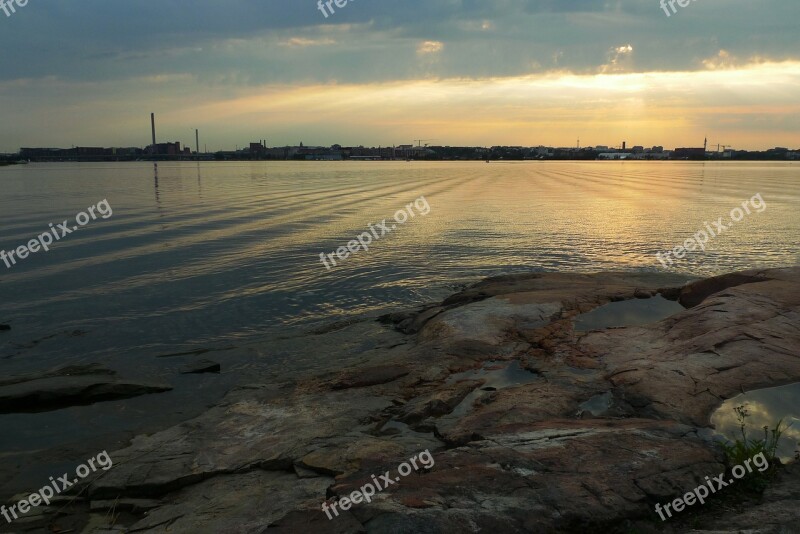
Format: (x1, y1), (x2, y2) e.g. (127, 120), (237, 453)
(2, 267), (799, 532)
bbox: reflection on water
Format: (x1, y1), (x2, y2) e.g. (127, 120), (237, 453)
(0, 161), (796, 374)
(154, 162), (159, 204)
(573, 295), (685, 332)
(711, 382), (800, 463)
(0, 161), (794, 456)
(0, 160), (796, 493)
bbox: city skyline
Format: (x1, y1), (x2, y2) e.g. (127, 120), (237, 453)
(9, 134), (798, 157)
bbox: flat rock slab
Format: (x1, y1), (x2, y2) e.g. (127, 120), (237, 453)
(48, 268), (800, 532)
(331, 365), (410, 390)
(87, 387), (399, 499)
(125, 471), (333, 533)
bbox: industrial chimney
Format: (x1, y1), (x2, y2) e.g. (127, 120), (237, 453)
(151, 113), (157, 156)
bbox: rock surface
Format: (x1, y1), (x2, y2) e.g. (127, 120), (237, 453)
(0, 365), (172, 413)
(179, 359), (221, 374)
(23, 268), (800, 533)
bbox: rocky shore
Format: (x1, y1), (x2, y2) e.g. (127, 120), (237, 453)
(0, 364), (172, 414)
(4, 268), (800, 533)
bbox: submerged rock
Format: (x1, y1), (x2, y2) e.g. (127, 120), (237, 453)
(0, 366), (172, 413)
(180, 359), (221, 374)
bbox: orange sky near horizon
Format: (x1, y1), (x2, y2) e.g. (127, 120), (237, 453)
(2, 59), (799, 152)
(137, 60), (800, 151)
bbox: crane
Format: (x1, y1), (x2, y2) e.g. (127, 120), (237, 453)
(710, 142), (732, 153)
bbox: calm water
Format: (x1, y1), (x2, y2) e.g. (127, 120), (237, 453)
(0, 161), (798, 487)
(573, 295), (686, 332)
(0, 161), (797, 373)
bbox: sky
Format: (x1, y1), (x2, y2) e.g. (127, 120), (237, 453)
(1, 0), (799, 152)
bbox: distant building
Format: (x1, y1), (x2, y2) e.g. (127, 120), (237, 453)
(264, 147), (288, 159)
(396, 145), (433, 159)
(76, 147), (106, 157)
(673, 147), (706, 160)
(292, 144), (343, 160)
(21, 147), (64, 159)
(21, 146), (144, 161)
(147, 142), (181, 156)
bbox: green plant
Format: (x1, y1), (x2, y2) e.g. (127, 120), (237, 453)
(719, 404), (789, 491)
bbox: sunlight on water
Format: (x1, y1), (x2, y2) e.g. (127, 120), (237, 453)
(0, 160), (797, 489)
(0, 160), (797, 372)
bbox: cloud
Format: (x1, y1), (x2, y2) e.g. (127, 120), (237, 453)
(417, 41), (444, 55)
(4, 58), (798, 151)
(2, 0), (798, 84)
(703, 49), (738, 70)
(0, 0), (798, 150)
(599, 44), (634, 73)
(281, 37), (337, 48)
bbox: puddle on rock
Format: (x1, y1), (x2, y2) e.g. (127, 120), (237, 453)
(711, 382), (800, 463)
(446, 360), (538, 387)
(446, 360), (540, 418)
(574, 295), (685, 332)
(578, 392), (614, 417)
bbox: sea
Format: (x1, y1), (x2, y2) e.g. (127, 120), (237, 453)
(0, 160), (797, 490)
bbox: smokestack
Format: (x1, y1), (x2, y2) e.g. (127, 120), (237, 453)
(622, 141), (626, 151)
(151, 113), (157, 156)
(195, 129), (200, 156)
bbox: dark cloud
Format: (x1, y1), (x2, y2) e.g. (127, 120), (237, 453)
(0, 0), (797, 84)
